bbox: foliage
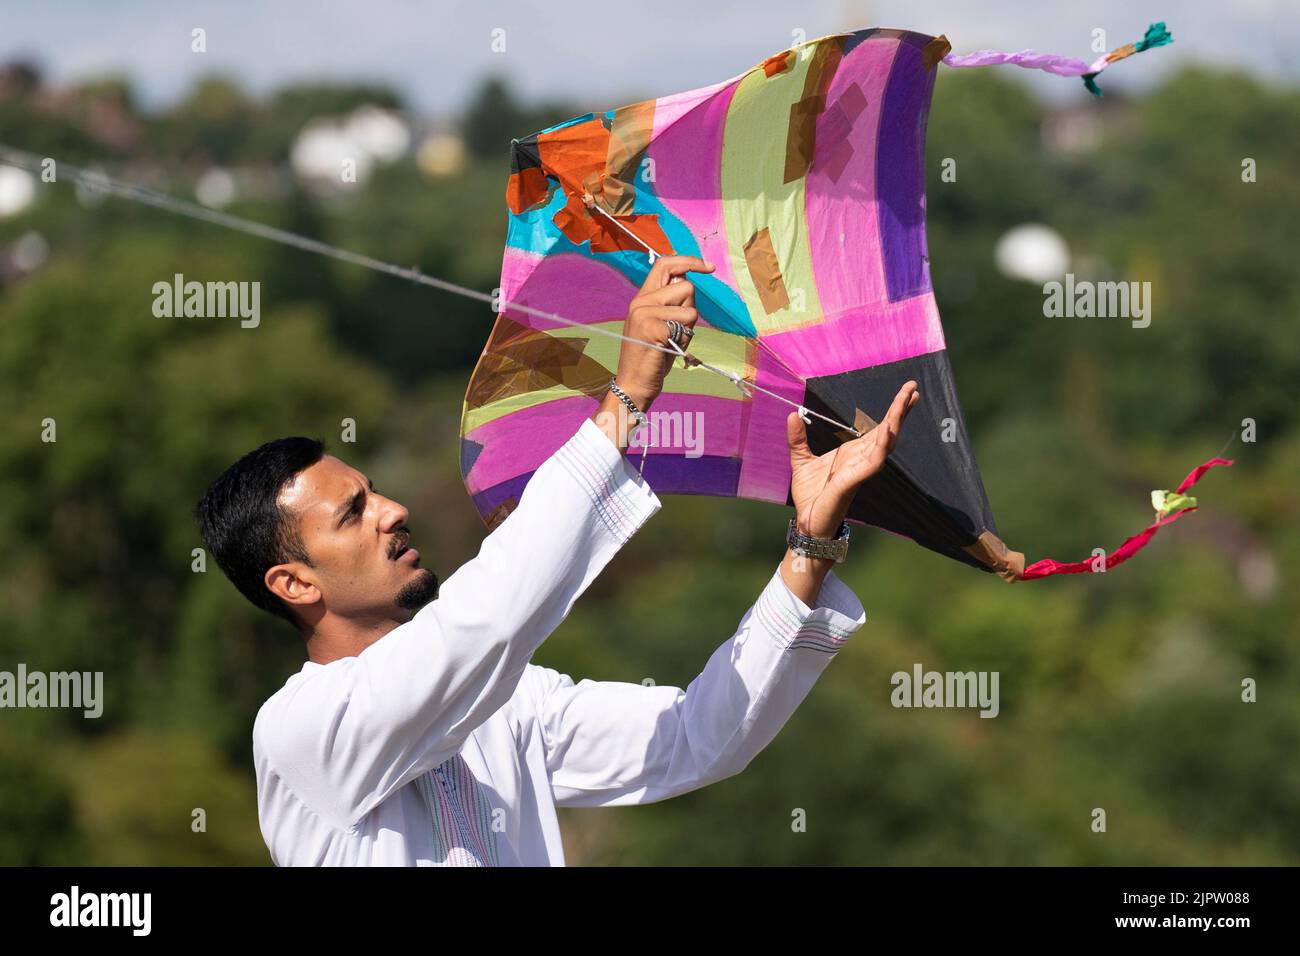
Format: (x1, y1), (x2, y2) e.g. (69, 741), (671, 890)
(0, 66), (1295, 865)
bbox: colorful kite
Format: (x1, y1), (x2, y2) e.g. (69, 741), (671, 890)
(460, 23), (1230, 581)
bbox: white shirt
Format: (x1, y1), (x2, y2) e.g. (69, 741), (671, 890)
(252, 417), (866, 865)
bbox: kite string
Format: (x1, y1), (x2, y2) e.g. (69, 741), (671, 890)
(0, 143), (860, 439)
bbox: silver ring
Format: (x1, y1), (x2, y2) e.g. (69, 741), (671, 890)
(665, 320), (694, 347)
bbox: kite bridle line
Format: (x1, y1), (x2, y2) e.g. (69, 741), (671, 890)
(0, 144), (862, 441)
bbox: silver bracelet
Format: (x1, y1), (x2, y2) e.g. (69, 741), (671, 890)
(607, 378), (648, 432)
(787, 518), (851, 562)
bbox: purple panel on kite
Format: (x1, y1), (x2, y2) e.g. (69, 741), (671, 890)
(636, 454), (741, 497)
(472, 471), (533, 519)
(876, 39), (936, 303)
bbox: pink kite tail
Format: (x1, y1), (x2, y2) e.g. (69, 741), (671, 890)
(941, 48), (1104, 78)
(942, 22), (1173, 96)
(1018, 457), (1234, 580)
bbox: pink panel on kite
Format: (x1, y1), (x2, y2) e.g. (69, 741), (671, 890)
(500, 249), (636, 331)
(762, 292), (945, 379)
(466, 393), (746, 490)
(647, 78), (746, 296)
(464, 395), (593, 492)
(805, 37), (897, 318)
(625, 392), (746, 459)
(499, 245), (544, 303)
(737, 349), (804, 503)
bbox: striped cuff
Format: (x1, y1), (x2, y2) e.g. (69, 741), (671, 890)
(553, 418), (661, 544)
(751, 567), (865, 654)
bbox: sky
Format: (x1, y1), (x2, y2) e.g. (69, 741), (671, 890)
(1, 0), (1295, 116)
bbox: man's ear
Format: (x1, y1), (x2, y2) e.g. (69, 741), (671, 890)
(265, 563), (321, 612)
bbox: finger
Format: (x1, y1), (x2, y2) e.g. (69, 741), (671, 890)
(632, 305), (699, 339)
(879, 381), (919, 438)
(635, 279), (697, 310)
(843, 419), (893, 484)
(640, 255), (714, 293)
(786, 412), (815, 464)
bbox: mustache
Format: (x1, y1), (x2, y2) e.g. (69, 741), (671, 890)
(388, 528), (411, 559)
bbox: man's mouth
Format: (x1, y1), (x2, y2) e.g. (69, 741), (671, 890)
(390, 532), (416, 562)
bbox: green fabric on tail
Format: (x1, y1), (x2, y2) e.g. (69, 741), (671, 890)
(1081, 21), (1174, 97)
(1152, 489), (1198, 519)
(1135, 22), (1173, 53)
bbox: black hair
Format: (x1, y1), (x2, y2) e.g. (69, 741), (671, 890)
(195, 437), (326, 627)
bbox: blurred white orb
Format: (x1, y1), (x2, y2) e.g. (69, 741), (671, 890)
(11, 230), (49, 272)
(345, 107), (410, 164)
(994, 223), (1070, 283)
(417, 133), (467, 178)
(0, 166), (37, 217)
(195, 168), (237, 208)
(291, 123), (373, 186)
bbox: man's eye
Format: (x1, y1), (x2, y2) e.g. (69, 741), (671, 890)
(341, 497), (364, 525)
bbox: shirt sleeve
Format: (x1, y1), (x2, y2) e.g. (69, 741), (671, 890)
(258, 417), (660, 829)
(523, 566), (866, 807)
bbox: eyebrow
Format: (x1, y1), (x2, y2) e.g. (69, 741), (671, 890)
(333, 477), (375, 527)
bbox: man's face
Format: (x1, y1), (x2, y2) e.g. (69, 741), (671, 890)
(272, 454), (439, 623)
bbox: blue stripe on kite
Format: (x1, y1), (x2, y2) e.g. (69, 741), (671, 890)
(536, 112), (597, 135)
(504, 168), (757, 339)
(630, 182), (756, 338)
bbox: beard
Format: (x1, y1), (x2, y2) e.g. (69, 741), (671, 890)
(395, 568), (440, 612)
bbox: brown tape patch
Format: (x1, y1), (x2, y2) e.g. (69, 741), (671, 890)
(466, 317), (612, 409)
(840, 82), (868, 120)
(921, 35), (952, 71)
(599, 100), (656, 216)
(484, 498), (517, 532)
(833, 407), (878, 443)
(963, 530), (1026, 583)
(784, 38), (846, 183)
(784, 95), (823, 183)
(822, 139), (854, 183)
(743, 228), (790, 314)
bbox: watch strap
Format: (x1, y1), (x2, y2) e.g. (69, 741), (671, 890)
(787, 518), (851, 562)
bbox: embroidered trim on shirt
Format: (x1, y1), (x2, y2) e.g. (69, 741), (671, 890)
(415, 753), (500, 866)
(554, 430), (648, 542)
(752, 576), (855, 654)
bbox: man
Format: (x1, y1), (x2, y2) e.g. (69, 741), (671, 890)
(196, 255), (919, 865)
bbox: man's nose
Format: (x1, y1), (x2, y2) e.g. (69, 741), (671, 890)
(377, 496), (409, 531)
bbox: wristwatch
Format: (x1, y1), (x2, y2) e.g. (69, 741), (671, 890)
(787, 519), (851, 563)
